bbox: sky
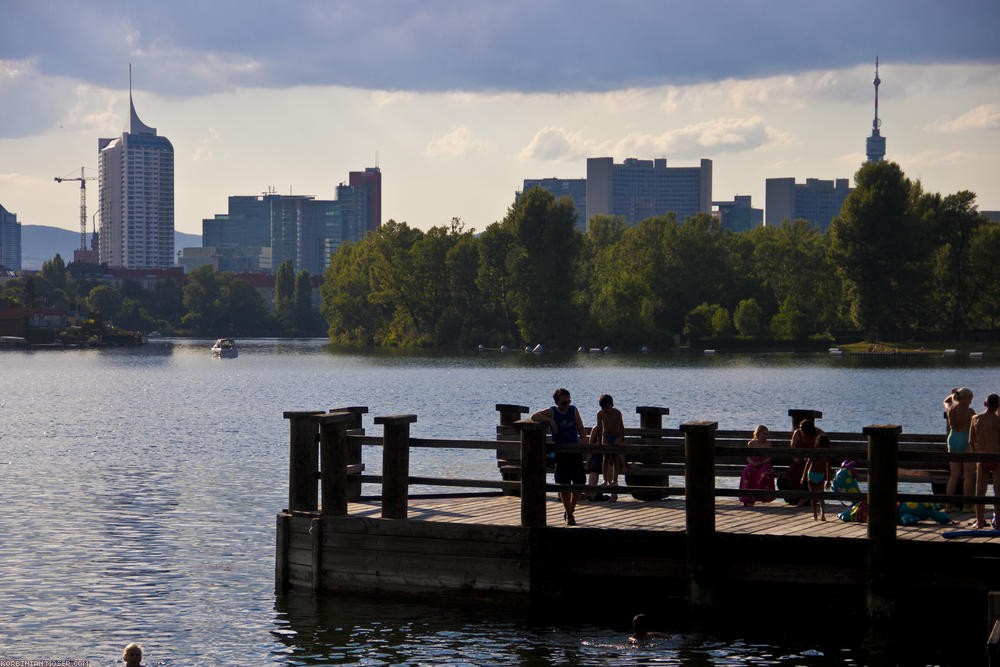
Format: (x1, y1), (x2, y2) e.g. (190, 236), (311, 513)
(1, 1), (999, 238)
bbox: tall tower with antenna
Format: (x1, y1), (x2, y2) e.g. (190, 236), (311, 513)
(865, 57), (886, 164)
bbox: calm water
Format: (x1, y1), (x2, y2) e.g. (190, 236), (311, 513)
(1, 340), (994, 665)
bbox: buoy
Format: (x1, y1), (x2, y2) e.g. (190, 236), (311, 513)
(532, 344), (544, 354)
(478, 344), (485, 351)
(603, 346), (612, 354)
(500, 344), (508, 352)
(525, 346), (532, 353)
(578, 346), (586, 353)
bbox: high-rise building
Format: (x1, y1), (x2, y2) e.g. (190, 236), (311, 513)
(98, 78), (174, 268)
(348, 167), (381, 233)
(0, 203), (22, 270)
(765, 177), (853, 231)
(521, 178), (588, 231)
(193, 170), (376, 275)
(713, 196), (763, 233)
(865, 58), (886, 164)
(586, 157), (712, 226)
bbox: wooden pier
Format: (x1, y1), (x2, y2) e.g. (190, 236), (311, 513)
(275, 405), (1000, 651)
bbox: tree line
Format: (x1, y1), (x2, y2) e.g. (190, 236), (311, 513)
(0, 258), (325, 337)
(321, 161), (996, 349)
(2, 160), (993, 348)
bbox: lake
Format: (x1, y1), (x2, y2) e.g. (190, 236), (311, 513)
(0, 339), (992, 665)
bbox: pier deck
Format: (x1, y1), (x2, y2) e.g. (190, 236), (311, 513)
(344, 494), (998, 543)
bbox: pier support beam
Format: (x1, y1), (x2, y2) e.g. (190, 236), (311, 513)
(865, 424), (900, 627)
(788, 408), (823, 430)
(682, 420), (718, 619)
(283, 410), (324, 512)
(330, 406), (368, 500)
(628, 406), (671, 500)
(517, 419), (547, 528)
(498, 404), (530, 496)
(315, 412), (354, 516)
(376, 414), (417, 520)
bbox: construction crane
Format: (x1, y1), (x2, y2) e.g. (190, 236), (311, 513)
(54, 167), (96, 251)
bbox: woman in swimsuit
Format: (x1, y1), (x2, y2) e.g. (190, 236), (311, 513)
(787, 419), (823, 506)
(945, 387), (976, 510)
(801, 434), (832, 520)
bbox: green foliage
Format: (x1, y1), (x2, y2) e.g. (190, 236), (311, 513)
(274, 259), (295, 328)
(733, 298), (764, 336)
(86, 285), (123, 321)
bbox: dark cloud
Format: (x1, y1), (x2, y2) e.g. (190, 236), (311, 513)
(2, 0), (998, 97)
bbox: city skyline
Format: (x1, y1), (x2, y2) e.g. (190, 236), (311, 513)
(1, 1), (998, 237)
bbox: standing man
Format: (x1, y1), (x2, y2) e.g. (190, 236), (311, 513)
(970, 393), (1000, 528)
(532, 388), (587, 525)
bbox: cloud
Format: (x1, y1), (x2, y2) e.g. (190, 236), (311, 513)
(518, 126), (596, 162)
(614, 117), (773, 158)
(425, 126), (490, 158)
(929, 104), (1000, 132)
(2, 2), (998, 97)
(901, 149), (973, 167)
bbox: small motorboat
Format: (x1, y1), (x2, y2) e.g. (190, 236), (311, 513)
(211, 338), (238, 358)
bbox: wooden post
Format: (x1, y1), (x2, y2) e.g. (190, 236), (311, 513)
(375, 414), (417, 520)
(315, 412), (354, 516)
(283, 410), (324, 512)
(628, 406), (670, 500)
(330, 406), (368, 500)
(988, 592), (1000, 665)
(517, 419), (547, 528)
(498, 404), (530, 496)
(865, 424), (900, 627)
(682, 420), (718, 618)
(275, 514), (289, 590)
(310, 517), (323, 591)
(788, 408), (823, 430)
(496, 404), (529, 430)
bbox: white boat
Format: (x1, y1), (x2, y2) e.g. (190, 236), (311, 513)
(211, 338), (238, 358)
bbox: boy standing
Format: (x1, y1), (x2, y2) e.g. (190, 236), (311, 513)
(532, 388), (586, 525)
(970, 393), (1000, 528)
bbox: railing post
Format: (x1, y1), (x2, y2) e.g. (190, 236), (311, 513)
(497, 404), (530, 496)
(330, 406), (368, 500)
(865, 424), (900, 627)
(517, 419), (547, 528)
(283, 410), (324, 512)
(628, 406), (671, 500)
(682, 420), (718, 618)
(788, 408), (823, 430)
(375, 414), (417, 520)
(315, 412), (354, 516)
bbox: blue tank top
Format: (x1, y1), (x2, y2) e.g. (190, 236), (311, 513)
(551, 405), (579, 443)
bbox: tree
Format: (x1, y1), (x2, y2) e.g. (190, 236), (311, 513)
(769, 297), (808, 340)
(41, 254), (67, 291)
(829, 161), (936, 340)
(932, 190), (983, 337)
(505, 187), (583, 346)
(274, 259), (296, 329)
(733, 298), (764, 336)
(293, 270), (315, 333)
(86, 285), (123, 321)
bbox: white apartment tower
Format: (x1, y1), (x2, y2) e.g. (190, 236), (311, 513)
(98, 76), (174, 268)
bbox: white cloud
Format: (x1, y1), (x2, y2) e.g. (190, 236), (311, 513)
(901, 149), (973, 167)
(613, 116), (772, 158)
(929, 104), (1000, 132)
(425, 125), (490, 158)
(518, 126), (596, 162)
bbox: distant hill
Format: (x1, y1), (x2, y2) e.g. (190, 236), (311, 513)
(19, 225), (201, 270)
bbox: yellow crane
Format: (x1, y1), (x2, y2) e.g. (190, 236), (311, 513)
(54, 167), (96, 251)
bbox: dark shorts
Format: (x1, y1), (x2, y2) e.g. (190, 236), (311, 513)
(587, 454), (603, 473)
(555, 453), (586, 485)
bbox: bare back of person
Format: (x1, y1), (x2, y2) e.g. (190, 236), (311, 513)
(972, 411), (1000, 453)
(949, 402), (974, 433)
(598, 407), (625, 441)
